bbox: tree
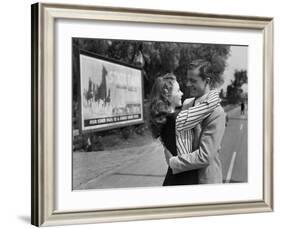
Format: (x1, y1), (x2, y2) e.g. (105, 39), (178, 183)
(226, 70), (248, 104)
(71, 38), (232, 147)
(72, 38), (231, 100)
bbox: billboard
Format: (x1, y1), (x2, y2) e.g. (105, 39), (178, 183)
(79, 50), (144, 132)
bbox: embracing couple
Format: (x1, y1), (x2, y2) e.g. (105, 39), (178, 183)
(149, 59), (226, 185)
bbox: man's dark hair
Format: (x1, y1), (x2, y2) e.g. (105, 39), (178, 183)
(189, 59), (224, 89)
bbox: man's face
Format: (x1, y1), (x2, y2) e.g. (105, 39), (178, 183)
(186, 68), (208, 98)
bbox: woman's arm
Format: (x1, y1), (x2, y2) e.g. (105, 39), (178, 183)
(176, 90), (220, 132)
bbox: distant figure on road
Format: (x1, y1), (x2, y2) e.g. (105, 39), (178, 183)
(225, 114), (229, 126)
(240, 102), (245, 115)
(149, 73), (221, 186)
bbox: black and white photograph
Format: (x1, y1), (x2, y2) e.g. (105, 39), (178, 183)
(72, 38), (248, 190)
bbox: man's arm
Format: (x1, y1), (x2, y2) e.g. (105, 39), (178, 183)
(170, 108), (226, 174)
(176, 91), (220, 131)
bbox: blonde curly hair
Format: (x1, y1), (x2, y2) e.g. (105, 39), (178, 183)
(149, 73), (176, 138)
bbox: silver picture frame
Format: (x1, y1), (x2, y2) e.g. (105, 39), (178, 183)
(31, 2), (274, 227)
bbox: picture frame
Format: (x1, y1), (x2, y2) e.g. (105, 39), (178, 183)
(31, 2), (274, 227)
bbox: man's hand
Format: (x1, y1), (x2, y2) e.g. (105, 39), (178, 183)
(164, 147), (173, 165)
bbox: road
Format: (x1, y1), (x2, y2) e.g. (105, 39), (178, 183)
(73, 106), (248, 190)
(221, 106), (248, 183)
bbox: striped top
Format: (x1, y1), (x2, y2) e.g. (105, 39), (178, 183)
(175, 90), (220, 157)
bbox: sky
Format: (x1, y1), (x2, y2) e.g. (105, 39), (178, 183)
(220, 45), (248, 93)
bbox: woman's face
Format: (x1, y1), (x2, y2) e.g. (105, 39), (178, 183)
(169, 81), (183, 108)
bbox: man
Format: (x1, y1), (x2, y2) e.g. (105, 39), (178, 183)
(165, 60), (226, 184)
(241, 102), (245, 115)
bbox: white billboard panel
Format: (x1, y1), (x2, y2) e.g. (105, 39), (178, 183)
(79, 51), (144, 132)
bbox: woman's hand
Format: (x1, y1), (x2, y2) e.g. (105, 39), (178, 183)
(182, 98), (195, 110)
(164, 147), (173, 165)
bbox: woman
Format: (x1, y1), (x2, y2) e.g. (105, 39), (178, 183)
(149, 73), (220, 185)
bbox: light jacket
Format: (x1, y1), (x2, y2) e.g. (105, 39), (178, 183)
(170, 105), (226, 184)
